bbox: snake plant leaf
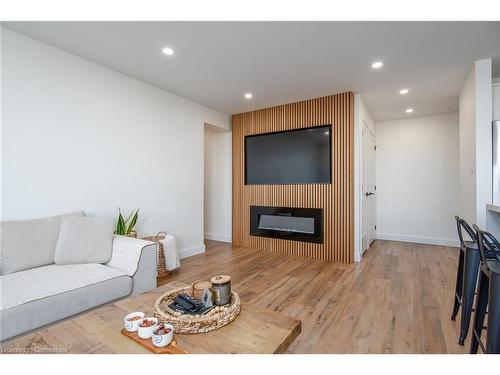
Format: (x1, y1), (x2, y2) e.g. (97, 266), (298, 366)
(117, 216), (126, 235)
(126, 209), (139, 233)
(116, 210), (126, 235)
(124, 209), (134, 226)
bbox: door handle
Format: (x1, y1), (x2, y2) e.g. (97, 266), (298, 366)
(365, 192), (375, 197)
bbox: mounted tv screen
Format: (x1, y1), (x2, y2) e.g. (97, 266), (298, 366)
(245, 125), (332, 185)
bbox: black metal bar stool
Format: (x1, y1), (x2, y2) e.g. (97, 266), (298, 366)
(470, 226), (500, 354)
(452, 216), (481, 345)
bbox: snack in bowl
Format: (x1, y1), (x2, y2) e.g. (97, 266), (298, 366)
(140, 319), (157, 327)
(123, 311), (145, 332)
(137, 317), (158, 339)
(127, 315), (142, 321)
(152, 323), (174, 348)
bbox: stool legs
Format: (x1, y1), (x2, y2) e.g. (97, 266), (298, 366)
(451, 249), (464, 321)
(486, 273), (500, 353)
(470, 272), (489, 354)
(459, 247), (480, 345)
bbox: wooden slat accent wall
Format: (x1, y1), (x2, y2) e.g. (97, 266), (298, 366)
(231, 92), (354, 263)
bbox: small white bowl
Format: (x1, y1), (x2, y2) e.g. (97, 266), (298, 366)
(152, 323), (174, 347)
(137, 317), (159, 339)
(123, 311), (145, 332)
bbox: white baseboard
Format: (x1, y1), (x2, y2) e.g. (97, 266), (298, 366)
(204, 233), (232, 243)
(178, 244), (206, 259)
(377, 233), (459, 247)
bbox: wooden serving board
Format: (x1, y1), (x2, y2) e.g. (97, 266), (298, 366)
(121, 329), (188, 354)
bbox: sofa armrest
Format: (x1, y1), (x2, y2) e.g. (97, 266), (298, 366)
(106, 235), (157, 295)
(131, 244), (158, 296)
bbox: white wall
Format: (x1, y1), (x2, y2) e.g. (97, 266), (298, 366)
(376, 112), (460, 246)
(493, 81), (500, 121)
(459, 67), (477, 225)
(1, 28), (230, 258)
(474, 59), (493, 228)
(204, 124), (232, 243)
(459, 59), (493, 228)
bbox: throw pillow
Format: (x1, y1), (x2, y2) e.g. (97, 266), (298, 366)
(54, 216), (115, 265)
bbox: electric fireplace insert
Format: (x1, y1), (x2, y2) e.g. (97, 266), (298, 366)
(250, 206), (323, 244)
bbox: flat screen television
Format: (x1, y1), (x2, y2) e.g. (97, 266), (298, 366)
(245, 125), (332, 185)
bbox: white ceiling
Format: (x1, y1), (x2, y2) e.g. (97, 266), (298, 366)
(3, 21), (500, 121)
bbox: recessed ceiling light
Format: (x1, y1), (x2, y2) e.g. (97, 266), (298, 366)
(399, 89), (409, 95)
(405, 108), (414, 113)
(244, 93), (252, 99)
(371, 61), (383, 69)
(162, 47), (174, 56)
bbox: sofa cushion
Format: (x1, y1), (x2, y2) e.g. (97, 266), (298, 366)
(0, 263), (128, 312)
(0, 269), (131, 341)
(54, 216), (115, 265)
(0, 211), (85, 275)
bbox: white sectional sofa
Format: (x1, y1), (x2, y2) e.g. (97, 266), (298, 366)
(0, 212), (157, 341)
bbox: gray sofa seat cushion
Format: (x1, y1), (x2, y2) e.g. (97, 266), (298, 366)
(0, 211), (85, 275)
(0, 274), (132, 341)
(0, 263), (128, 311)
(54, 216), (115, 265)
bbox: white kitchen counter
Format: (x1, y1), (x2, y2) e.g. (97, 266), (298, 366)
(487, 204), (500, 214)
(486, 204), (500, 238)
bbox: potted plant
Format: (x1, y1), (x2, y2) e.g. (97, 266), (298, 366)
(115, 208), (139, 237)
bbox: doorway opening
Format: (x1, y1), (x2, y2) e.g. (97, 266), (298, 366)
(203, 123), (232, 244)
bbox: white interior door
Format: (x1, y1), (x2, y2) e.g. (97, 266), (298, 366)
(362, 122), (377, 254)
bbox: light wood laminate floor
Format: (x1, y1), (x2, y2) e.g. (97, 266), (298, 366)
(160, 240), (467, 353)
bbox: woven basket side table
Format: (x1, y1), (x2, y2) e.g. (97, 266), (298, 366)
(142, 231), (170, 279)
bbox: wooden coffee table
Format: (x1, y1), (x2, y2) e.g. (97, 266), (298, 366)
(1, 281), (301, 354)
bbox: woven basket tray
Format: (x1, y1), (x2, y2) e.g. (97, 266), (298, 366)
(154, 286), (241, 334)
